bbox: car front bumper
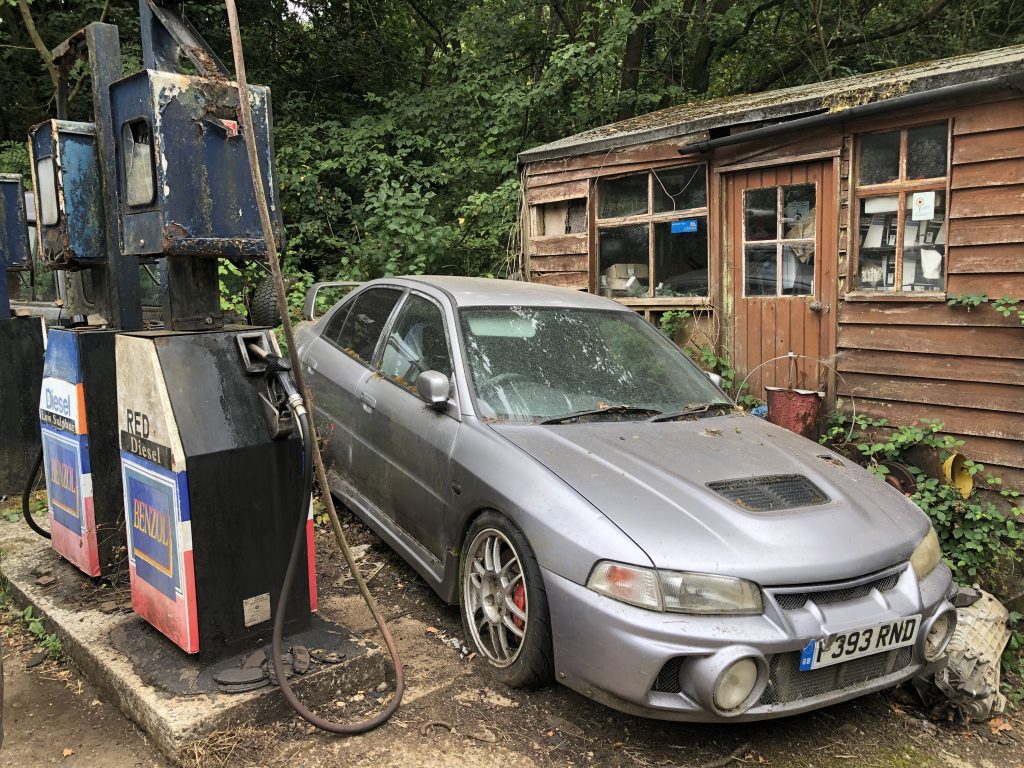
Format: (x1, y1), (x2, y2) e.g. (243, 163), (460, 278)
(543, 561), (955, 722)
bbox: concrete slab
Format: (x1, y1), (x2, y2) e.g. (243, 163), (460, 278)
(0, 521), (386, 763)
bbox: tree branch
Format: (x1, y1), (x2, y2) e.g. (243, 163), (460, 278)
(16, 0), (58, 90)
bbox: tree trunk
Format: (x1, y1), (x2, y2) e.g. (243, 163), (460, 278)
(617, 0), (650, 121)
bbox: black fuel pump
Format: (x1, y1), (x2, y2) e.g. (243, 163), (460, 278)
(109, 0), (314, 659)
(0, 174), (45, 497)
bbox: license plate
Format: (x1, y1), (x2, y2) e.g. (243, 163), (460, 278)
(799, 614), (920, 671)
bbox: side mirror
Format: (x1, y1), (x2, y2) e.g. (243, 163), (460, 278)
(705, 371), (723, 388)
(416, 370), (450, 410)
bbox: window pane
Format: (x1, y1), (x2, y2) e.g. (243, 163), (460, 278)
(653, 164), (706, 213)
(532, 198), (586, 236)
(323, 302), (352, 345)
(336, 287), (403, 363)
(907, 123), (948, 180)
(743, 187), (777, 241)
(36, 157), (58, 226)
(856, 196), (898, 291)
(599, 225), (649, 297)
(902, 190), (946, 291)
(653, 218), (708, 297)
(597, 174), (648, 218)
(123, 120), (155, 207)
(859, 131), (900, 185)
(782, 245), (814, 296)
(745, 244), (776, 296)
(380, 294), (452, 388)
(782, 184), (815, 238)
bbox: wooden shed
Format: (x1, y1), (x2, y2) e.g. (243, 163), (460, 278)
(518, 46), (1024, 485)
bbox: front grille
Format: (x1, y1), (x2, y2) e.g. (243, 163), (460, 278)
(707, 474), (829, 511)
(652, 656), (685, 693)
(758, 646), (913, 706)
(772, 571), (902, 611)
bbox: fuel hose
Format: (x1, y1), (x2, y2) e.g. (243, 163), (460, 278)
(21, 447), (50, 539)
(225, 0), (404, 732)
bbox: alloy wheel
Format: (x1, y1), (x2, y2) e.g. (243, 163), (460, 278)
(463, 528), (528, 667)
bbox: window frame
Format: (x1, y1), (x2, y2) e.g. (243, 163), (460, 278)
(594, 163), (710, 306)
(850, 120), (952, 297)
(321, 285), (404, 369)
(373, 289), (456, 396)
(740, 182), (818, 298)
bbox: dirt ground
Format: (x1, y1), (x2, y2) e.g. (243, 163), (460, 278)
(2, 501), (1022, 768)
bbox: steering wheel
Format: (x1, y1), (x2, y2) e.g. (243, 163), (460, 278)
(480, 372), (528, 389)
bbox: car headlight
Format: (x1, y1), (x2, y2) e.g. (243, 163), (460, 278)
(910, 527), (941, 579)
(587, 562), (763, 615)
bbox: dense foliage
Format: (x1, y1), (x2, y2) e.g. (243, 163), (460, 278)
(2, 0), (1023, 293)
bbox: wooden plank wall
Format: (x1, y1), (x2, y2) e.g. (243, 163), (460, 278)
(836, 97), (1024, 486)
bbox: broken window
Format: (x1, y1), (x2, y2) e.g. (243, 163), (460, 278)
(596, 164), (709, 300)
(855, 122), (949, 293)
(741, 183), (816, 297)
(531, 198), (586, 237)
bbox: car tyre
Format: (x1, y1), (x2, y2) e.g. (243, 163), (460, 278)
(459, 511), (554, 689)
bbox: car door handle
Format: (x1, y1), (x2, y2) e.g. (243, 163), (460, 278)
(359, 392), (376, 410)
(306, 357), (318, 374)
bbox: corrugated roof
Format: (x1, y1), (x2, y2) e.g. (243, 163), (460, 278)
(519, 45), (1024, 164)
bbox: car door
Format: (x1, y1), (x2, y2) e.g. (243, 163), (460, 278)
(302, 286), (404, 497)
(358, 291), (460, 561)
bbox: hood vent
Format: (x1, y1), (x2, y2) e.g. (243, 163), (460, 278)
(707, 474), (829, 511)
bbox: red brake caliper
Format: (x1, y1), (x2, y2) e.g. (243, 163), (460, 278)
(512, 583), (526, 629)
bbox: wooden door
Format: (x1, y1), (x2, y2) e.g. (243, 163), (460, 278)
(725, 162), (837, 401)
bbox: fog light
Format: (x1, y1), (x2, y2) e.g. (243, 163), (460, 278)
(924, 609), (956, 661)
(713, 658), (758, 711)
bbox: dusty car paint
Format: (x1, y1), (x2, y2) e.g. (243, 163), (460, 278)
(297, 275), (955, 722)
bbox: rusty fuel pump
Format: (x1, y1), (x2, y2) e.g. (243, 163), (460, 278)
(0, 174), (45, 498)
(108, 0), (316, 658)
(25, 24), (144, 577)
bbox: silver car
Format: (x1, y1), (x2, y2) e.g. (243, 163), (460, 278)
(296, 276), (956, 722)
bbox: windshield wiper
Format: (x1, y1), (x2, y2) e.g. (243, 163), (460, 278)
(538, 405), (662, 425)
(648, 402), (734, 422)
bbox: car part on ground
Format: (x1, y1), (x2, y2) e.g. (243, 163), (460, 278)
(248, 275), (282, 327)
(913, 587), (1011, 720)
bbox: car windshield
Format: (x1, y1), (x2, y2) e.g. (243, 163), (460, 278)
(459, 306), (731, 423)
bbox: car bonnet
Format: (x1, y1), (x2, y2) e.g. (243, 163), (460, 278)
(490, 413), (930, 586)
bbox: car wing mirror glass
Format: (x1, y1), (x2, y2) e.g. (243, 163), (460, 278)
(416, 370), (450, 410)
(705, 371), (723, 388)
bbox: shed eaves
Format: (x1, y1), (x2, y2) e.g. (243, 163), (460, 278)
(518, 45), (1024, 164)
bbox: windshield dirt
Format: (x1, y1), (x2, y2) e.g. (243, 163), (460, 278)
(459, 307), (730, 422)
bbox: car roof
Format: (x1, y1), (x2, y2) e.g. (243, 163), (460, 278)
(374, 275), (631, 311)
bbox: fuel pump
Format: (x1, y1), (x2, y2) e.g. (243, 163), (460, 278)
(109, 0), (315, 659)
(28, 24), (144, 577)
(0, 174), (45, 497)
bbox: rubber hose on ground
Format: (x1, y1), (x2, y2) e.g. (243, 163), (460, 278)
(22, 447), (49, 539)
(270, 405), (404, 732)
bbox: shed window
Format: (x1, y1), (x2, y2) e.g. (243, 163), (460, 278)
(854, 123), (949, 293)
(596, 164), (709, 300)
(531, 198), (586, 237)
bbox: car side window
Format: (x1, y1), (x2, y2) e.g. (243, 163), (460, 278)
(379, 294), (453, 389)
(321, 301), (352, 346)
(332, 287), (403, 363)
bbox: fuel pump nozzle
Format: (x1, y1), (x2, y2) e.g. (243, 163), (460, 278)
(239, 333), (305, 438)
